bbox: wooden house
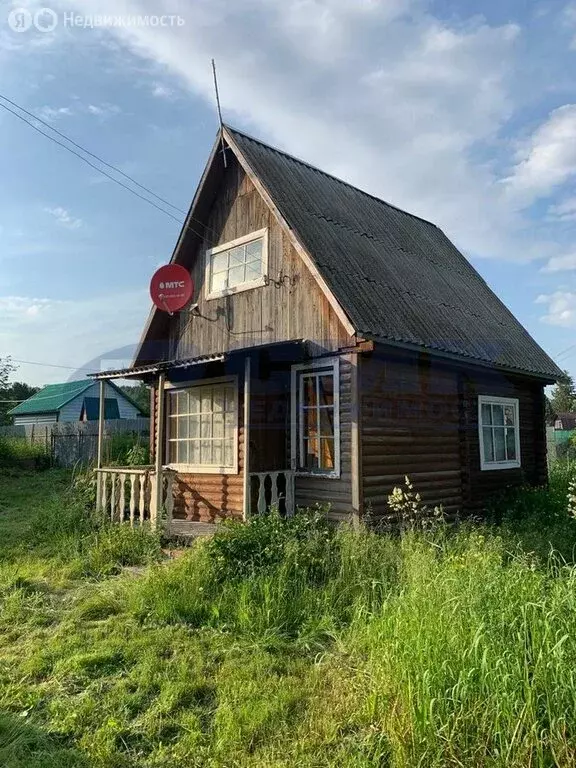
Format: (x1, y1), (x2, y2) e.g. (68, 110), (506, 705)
(91, 126), (561, 533)
(9, 379), (145, 426)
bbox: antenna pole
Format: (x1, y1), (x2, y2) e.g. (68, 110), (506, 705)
(212, 58), (227, 169)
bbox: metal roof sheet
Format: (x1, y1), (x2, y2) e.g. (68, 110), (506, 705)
(227, 127), (562, 381)
(8, 380), (92, 416)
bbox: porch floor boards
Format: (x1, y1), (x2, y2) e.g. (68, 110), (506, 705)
(168, 520), (219, 538)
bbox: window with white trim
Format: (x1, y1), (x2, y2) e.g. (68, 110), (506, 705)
(205, 229), (267, 299)
(292, 359), (340, 475)
(478, 396), (520, 470)
(167, 382), (237, 471)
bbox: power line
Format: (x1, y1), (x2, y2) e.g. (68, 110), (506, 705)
(0, 99), (185, 224)
(10, 358), (98, 372)
(0, 95), (220, 245)
(0, 92), (187, 215)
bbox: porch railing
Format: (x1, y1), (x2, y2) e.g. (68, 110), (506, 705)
(250, 470), (295, 517)
(94, 467), (176, 529)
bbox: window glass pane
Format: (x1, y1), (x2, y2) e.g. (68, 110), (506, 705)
(169, 441), (178, 463)
(506, 428), (517, 461)
(213, 414), (224, 438)
(245, 240), (262, 260)
(190, 440), (200, 465)
(304, 408), (317, 436)
(228, 265), (245, 287)
(302, 376), (316, 407)
(482, 427), (494, 463)
(188, 390), (200, 413)
(189, 415), (199, 438)
(494, 428), (506, 461)
(178, 441), (189, 465)
(213, 390), (225, 412)
(200, 439), (211, 464)
(504, 405), (515, 426)
(212, 252), (228, 273)
(200, 390), (212, 413)
(224, 440), (234, 467)
(200, 415), (211, 438)
(178, 416), (189, 440)
(303, 438), (319, 469)
(245, 262), (262, 282)
(318, 374), (334, 406)
(481, 403), (492, 426)
(212, 440), (223, 466)
(320, 439), (335, 470)
(228, 246), (245, 267)
(492, 405), (504, 426)
(319, 407), (334, 437)
(225, 412), (236, 433)
(224, 387), (235, 411)
(211, 271), (227, 293)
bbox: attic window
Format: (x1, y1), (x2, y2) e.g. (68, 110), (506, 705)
(478, 396), (521, 471)
(205, 229), (268, 300)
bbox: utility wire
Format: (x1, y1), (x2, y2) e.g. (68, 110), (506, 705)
(0, 92), (187, 215)
(10, 358), (98, 372)
(0, 95), (220, 244)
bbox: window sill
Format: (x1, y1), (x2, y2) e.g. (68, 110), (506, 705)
(205, 275), (267, 301)
(164, 464), (239, 475)
(480, 461), (521, 472)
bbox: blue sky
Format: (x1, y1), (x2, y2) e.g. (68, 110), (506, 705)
(1, 0), (576, 385)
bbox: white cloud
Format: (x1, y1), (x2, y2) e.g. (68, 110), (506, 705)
(548, 195), (576, 221)
(37, 105), (72, 121)
(503, 104), (576, 202)
(151, 82), (175, 99)
(536, 290), (576, 326)
(36, 102), (120, 121)
(86, 102), (122, 118)
(44, 206), (83, 229)
(542, 252), (576, 272)
(0, 291), (148, 385)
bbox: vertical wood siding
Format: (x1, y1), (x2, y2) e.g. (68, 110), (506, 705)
(170, 158), (352, 359)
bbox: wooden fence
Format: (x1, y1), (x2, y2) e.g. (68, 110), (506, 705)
(0, 419), (150, 467)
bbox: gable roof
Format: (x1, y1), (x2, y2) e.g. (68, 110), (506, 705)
(135, 126), (561, 381)
(8, 380), (92, 416)
(8, 379), (146, 417)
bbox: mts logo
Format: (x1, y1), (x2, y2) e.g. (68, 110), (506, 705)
(159, 281), (186, 289)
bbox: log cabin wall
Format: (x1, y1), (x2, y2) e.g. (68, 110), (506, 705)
(361, 348), (463, 518)
(360, 346), (548, 520)
(459, 371), (547, 511)
(169, 157), (352, 359)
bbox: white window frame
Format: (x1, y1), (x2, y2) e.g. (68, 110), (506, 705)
(164, 376), (239, 474)
(204, 228), (268, 301)
(478, 395), (521, 471)
(291, 357), (340, 478)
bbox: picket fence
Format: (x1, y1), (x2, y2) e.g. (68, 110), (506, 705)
(0, 419), (150, 467)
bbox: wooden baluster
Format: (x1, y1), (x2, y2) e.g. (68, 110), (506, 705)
(110, 474), (117, 522)
(257, 473), (267, 515)
(119, 473), (126, 523)
(270, 472), (279, 508)
(139, 474), (146, 524)
(129, 474), (136, 527)
(164, 472), (174, 533)
(285, 472), (295, 517)
(149, 473), (158, 527)
(102, 472), (108, 516)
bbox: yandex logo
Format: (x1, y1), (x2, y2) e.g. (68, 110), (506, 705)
(150, 265), (194, 313)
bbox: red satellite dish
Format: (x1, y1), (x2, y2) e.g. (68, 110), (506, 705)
(149, 264), (194, 314)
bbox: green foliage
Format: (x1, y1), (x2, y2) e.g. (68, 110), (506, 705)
(117, 383), (150, 416)
(105, 433), (150, 466)
(0, 381), (39, 426)
(5, 468), (576, 765)
(0, 437), (50, 468)
(549, 369), (576, 414)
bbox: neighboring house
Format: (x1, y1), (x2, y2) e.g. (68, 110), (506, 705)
(8, 379), (145, 426)
(554, 413), (576, 431)
(91, 126), (561, 533)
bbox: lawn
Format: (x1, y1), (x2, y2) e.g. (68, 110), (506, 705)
(1, 466), (576, 766)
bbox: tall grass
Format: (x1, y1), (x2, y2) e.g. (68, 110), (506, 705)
(3, 466), (576, 765)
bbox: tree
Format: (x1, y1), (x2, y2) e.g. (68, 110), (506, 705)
(0, 356), (15, 390)
(545, 395), (557, 426)
(118, 383), (150, 416)
(0, 381), (39, 425)
(549, 370), (576, 414)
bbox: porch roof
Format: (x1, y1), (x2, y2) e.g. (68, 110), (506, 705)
(88, 353), (226, 381)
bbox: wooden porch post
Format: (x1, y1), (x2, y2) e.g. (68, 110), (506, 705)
(151, 372), (166, 530)
(350, 354), (362, 529)
(95, 378), (106, 511)
(242, 356), (251, 520)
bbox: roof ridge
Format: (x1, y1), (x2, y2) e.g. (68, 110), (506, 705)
(224, 124), (439, 230)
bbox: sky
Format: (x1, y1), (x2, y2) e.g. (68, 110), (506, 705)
(1, 0), (576, 385)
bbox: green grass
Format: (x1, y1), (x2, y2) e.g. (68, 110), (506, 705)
(2, 467), (576, 766)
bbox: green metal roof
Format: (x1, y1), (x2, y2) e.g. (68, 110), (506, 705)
(8, 380), (93, 416)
